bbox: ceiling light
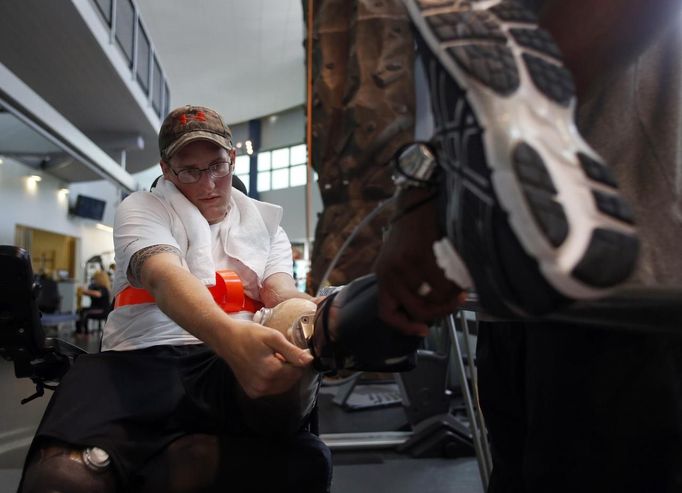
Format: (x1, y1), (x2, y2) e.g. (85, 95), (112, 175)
(0, 157), (4, 164)
(28, 175), (42, 182)
(236, 142), (242, 149)
(59, 187), (69, 195)
(269, 115), (278, 124)
(245, 140), (254, 156)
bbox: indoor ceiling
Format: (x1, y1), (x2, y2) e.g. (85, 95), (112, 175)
(136, 0), (306, 125)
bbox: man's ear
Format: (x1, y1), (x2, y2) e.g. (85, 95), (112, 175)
(160, 160), (172, 179)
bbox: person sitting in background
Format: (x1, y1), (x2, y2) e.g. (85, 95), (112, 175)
(75, 270), (111, 334)
(107, 262), (116, 284)
(36, 271), (61, 314)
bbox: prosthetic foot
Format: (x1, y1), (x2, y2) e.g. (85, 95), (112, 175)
(254, 275), (421, 375)
(311, 274), (421, 373)
(253, 298), (317, 349)
(253, 299), (320, 423)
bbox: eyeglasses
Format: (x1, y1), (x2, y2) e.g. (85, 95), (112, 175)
(170, 160), (234, 184)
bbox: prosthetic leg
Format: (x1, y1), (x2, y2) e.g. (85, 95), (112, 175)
(248, 274), (420, 438)
(254, 274), (421, 375)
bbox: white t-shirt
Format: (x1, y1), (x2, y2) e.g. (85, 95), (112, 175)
(101, 191), (293, 351)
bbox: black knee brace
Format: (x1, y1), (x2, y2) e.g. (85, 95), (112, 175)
(21, 444), (117, 493)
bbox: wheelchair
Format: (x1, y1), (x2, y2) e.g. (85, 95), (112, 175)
(0, 245), (420, 492)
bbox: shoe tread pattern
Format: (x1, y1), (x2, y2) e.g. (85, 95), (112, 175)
(510, 28), (562, 60)
(446, 44), (520, 95)
(417, 0), (453, 8)
(592, 190), (635, 224)
(410, 0), (639, 308)
(578, 152), (618, 187)
(513, 142), (568, 247)
(489, 2), (537, 23)
(572, 229), (639, 287)
(522, 53), (575, 106)
(427, 11), (507, 42)
(422, 8), (520, 96)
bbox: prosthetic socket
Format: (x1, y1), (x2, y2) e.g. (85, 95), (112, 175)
(254, 274), (421, 374)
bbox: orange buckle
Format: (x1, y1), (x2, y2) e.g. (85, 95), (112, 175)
(114, 270), (264, 314)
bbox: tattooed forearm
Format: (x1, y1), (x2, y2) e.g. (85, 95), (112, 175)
(127, 244), (181, 287)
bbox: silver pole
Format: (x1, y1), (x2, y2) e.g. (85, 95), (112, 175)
(447, 314), (490, 490)
(458, 311), (493, 474)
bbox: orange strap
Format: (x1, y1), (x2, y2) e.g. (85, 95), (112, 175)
(114, 270), (264, 314)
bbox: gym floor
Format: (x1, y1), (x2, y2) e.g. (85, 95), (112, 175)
(0, 328), (483, 493)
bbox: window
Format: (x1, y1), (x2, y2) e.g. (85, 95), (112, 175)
(152, 56), (163, 115)
(234, 155), (250, 193)
(290, 144), (307, 165)
(257, 171), (271, 192)
(163, 82), (170, 118)
(271, 168), (289, 190)
(257, 152), (271, 171)
(235, 155), (250, 175)
(136, 22), (150, 92)
(271, 148), (289, 169)
(290, 165), (308, 187)
(94, 0), (112, 25)
(115, 0), (135, 66)
(255, 144), (310, 192)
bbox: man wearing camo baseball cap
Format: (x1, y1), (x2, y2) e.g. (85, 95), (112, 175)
(159, 105), (233, 161)
(21, 104), (330, 492)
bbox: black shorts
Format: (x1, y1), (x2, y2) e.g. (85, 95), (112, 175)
(28, 344), (323, 487)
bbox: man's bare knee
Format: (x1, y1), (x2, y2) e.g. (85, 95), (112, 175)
(21, 442), (116, 493)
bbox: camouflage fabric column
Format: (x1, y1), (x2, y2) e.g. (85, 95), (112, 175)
(303, 0), (416, 293)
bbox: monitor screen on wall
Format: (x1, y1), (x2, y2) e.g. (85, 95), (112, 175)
(72, 194), (106, 221)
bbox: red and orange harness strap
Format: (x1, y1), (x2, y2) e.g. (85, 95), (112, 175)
(114, 270), (264, 314)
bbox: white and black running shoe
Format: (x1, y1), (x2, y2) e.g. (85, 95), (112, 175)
(403, 0), (639, 315)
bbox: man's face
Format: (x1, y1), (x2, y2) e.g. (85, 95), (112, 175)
(161, 140), (234, 224)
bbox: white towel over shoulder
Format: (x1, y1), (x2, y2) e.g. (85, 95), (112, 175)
(152, 177), (282, 286)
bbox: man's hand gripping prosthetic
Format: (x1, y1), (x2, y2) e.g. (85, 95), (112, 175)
(255, 274), (422, 374)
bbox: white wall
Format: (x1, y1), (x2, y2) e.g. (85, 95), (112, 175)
(0, 156), (119, 280)
(260, 106), (304, 151)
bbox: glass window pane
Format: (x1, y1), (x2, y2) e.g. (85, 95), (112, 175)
(290, 165), (307, 187)
(257, 171), (271, 192)
(236, 174), (250, 193)
(271, 148), (289, 169)
(257, 152), (271, 171)
(163, 82), (170, 118)
(290, 144), (307, 165)
(235, 155), (250, 175)
(136, 22), (150, 92)
(271, 168), (289, 190)
(95, 0), (112, 24)
(115, 0), (135, 65)
(152, 57), (162, 114)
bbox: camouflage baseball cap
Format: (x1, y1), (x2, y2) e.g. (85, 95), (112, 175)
(158, 105), (233, 160)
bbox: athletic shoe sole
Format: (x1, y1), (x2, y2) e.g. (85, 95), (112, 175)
(403, 0), (639, 315)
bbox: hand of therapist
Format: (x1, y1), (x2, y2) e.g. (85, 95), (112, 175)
(374, 188), (465, 336)
(222, 319), (313, 399)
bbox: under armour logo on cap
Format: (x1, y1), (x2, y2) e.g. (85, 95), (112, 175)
(177, 111), (207, 126)
(159, 105), (232, 160)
